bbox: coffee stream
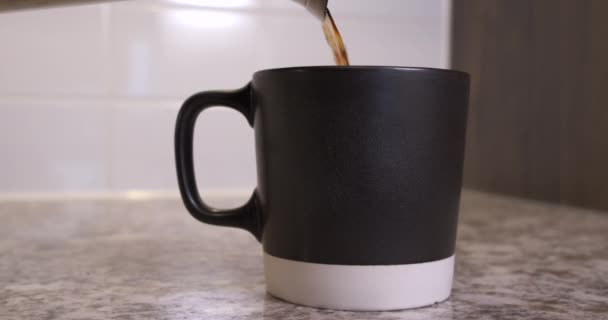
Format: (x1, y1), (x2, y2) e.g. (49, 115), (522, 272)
(322, 9), (349, 66)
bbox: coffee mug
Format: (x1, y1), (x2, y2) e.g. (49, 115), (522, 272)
(175, 66), (469, 311)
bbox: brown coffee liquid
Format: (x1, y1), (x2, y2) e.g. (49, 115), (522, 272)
(322, 9), (349, 66)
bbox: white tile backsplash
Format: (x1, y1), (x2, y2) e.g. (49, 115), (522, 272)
(0, 0), (451, 194)
(0, 5), (108, 97)
(0, 102), (110, 192)
(107, 100), (179, 190)
(106, 101), (256, 193)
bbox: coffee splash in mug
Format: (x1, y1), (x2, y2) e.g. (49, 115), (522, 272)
(322, 9), (349, 65)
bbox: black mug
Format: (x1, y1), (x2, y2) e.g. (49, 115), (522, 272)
(175, 66), (469, 311)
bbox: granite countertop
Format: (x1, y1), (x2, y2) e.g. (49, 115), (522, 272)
(1, 191), (607, 319)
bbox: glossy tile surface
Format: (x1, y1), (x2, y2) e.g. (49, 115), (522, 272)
(0, 102), (110, 192)
(1, 191), (606, 319)
(0, 0), (451, 193)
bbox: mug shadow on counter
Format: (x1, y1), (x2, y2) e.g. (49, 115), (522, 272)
(261, 293), (456, 319)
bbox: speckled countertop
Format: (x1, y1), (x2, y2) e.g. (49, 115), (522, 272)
(1, 191), (607, 319)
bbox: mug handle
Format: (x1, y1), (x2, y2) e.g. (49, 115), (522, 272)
(174, 84), (262, 241)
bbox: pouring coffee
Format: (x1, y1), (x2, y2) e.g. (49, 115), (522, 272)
(292, 0), (349, 65)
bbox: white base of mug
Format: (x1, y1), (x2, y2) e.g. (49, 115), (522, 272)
(264, 253), (454, 311)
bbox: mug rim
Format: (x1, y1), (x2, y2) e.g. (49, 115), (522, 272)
(254, 65), (469, 78)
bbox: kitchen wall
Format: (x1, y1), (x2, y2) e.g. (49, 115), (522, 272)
(0, 0), (451, 199)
